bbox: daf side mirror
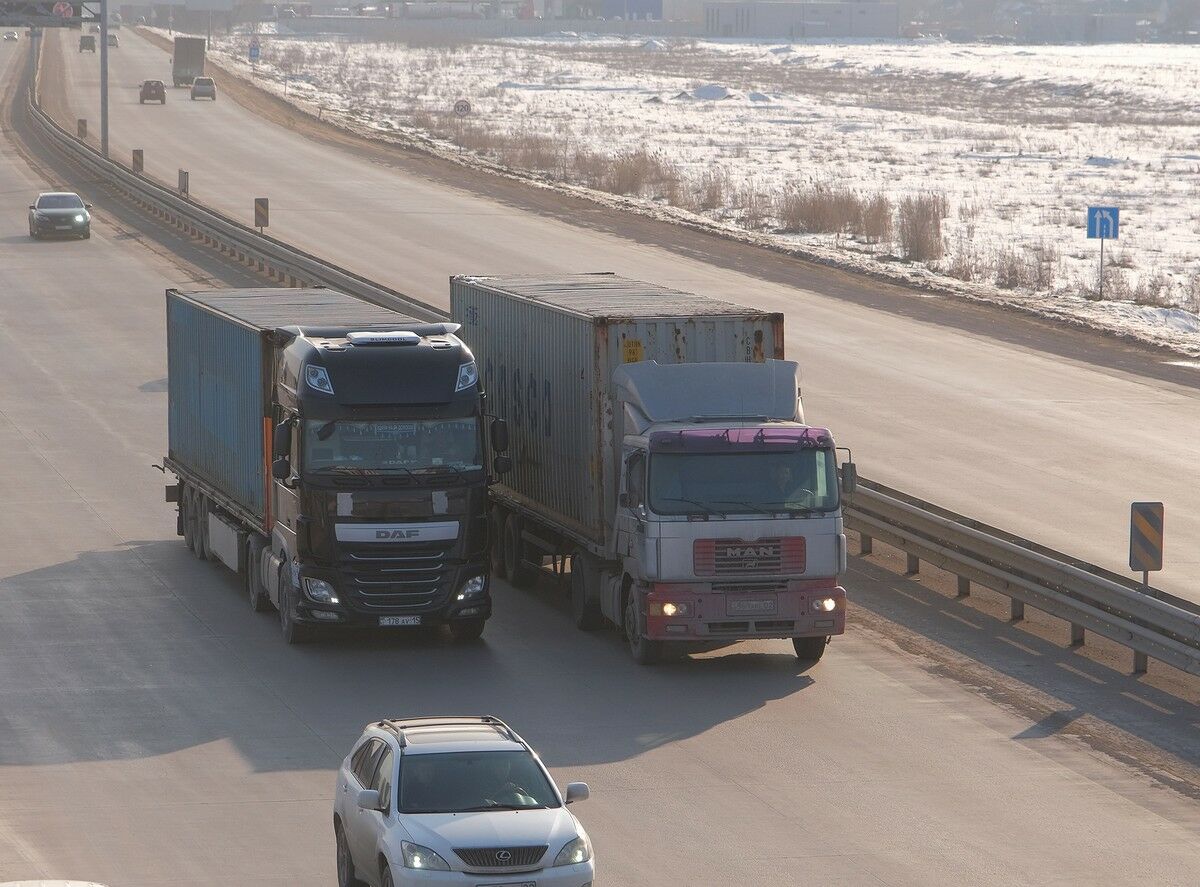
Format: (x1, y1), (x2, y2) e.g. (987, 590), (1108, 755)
(272, 421), (291, 459)
(564, 782), (590, 805)
(493, 455), (512, 475)
(841, 462), (858, 495)
(490, 418), (510, 453)
(618, 492), (630, 508)
(356, 789), (383, 811)
(271, 456), (291, 480)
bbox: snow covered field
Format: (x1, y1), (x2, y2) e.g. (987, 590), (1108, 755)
(197, 30), (1200, 352)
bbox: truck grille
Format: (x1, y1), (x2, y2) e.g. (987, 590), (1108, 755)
(694, 537), (805, 576)
(453, 845), (547, 869)
(338, 540), (454, 611)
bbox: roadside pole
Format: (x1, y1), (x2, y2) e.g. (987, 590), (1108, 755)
(99, 0), (108, 156)
(1086, 205), (1119, 298)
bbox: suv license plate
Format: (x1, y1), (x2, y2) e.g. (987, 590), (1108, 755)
(728, 598), (777, 616)
(379, 615), (421, 626)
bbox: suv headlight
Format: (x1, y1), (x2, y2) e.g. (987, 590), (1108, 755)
(303, 577), (338, 604)
(401, 841), (450, 871)
(553, 834), (592, 866)
(456, 575), (486, 600)
(74, 214), (86, 223)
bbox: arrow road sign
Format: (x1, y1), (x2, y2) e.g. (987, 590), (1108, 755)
(1087, 206), (1119, 239)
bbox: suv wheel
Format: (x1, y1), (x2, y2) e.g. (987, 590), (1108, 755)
(335, 821), (363, 887)
(381, 864), (395, 887)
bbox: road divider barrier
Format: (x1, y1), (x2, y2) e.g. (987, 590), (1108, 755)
(25, 42), (1197, 679)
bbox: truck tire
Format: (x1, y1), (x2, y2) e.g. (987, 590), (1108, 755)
(246, 536), (271, 612)
(502, 515), (535, 589)
(489, 509), (507, 580)
(570, 550), (604, 631)
(182, 488), (196, 552)
(448, 618), (485, 643)
(793, 636), (828, 662)
(624, 590), (661, 665)
(279, 571), (312, 645)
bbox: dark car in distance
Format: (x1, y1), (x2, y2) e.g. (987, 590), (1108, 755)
(29, 192), (91, 240)
(139, 79), (166, 104)
(190, 76), (216, 100)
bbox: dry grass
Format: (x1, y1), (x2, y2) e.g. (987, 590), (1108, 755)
(898, 193), (947, 262)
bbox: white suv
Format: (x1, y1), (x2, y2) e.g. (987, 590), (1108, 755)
(334, 716), (595, 887)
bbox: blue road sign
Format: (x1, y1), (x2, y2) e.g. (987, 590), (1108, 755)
(1087, 206), (1119, 239)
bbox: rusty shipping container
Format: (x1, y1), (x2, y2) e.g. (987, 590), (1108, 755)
(450, 273), (785, 548)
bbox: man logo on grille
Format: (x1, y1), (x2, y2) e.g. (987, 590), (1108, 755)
(496, 850), (512, 862)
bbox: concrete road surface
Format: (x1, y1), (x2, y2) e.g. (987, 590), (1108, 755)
(3, 32), (1200, 887)
(41, 28), (1200, 602)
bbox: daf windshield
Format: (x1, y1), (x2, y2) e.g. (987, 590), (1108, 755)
(648, 449), (840, 515)
(304, 418), (482, 473)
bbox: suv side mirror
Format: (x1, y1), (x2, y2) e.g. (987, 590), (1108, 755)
(271, 456), (291, 480)
(490, 418), (510, 453)
(564, 782), (590, 805)
(356, 789), (382, 811)
(493, 454), (512, 475)
(28, 204), (34, 210)
(841, 462), (858, 495)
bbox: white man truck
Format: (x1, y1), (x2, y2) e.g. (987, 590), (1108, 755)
(451, 274), (855, 664)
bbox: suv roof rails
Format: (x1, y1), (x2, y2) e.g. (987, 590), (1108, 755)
(373, 715), (521, 749)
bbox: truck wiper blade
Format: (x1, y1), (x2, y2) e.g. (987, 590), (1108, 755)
(711, 499), (774, 515)
(413, 464), (463, 476)
(658, 496), (724, 514)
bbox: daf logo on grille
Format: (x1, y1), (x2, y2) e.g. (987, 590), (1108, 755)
(376, 529), (421, 539)
(495, 850), (513, 861)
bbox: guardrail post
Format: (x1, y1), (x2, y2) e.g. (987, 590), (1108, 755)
(956, 576), (970, 598)
(905, 554), (919, 575)
(132, 148), (143, 174)
(1070, 623), (1085, 647)
(1133, 650), (1148, 674)
(178, 169), (189, 198)
(1010, 598), (1024, 621)
(859, 533), (873, 556)
(76, 118), (86, 139)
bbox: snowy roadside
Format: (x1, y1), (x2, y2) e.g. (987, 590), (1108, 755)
(148, 28), (1200, 356)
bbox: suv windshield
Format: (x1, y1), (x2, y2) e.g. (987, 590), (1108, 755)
(305, 418), (481, 473)
(194, 78), (213, 86)
(649, 448), (840, 515)
(37, 194), (84, 209)
(398, 751), (560, 814)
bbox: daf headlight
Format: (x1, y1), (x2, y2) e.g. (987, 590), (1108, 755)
(303, 577), (338, 604)
(455, 360), (478, 392)
(401, 841), (450, 871)
(456, 575), (486, 600)
(553, 834), (592, 866)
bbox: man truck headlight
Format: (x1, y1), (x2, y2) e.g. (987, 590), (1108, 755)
(652, 601), (690, 616)
(401, 841), (451, 871)
(456, 575), (486, 601)
(812, 597), (838, 613)
(553, 834), (592, 866)
(303, 577), (339, 604)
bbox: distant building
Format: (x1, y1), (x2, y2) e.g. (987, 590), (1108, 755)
(1019, 11), (1138, 41)
(601, 0), (662, 18)
(702, 0), (899, 37)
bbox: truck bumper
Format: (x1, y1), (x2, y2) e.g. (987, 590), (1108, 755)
(289, 565), (492, 628)
(643, 580), (846, 641)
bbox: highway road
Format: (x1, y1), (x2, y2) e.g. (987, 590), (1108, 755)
(43, 28), (1200, 603)
(1, 30), (1200, 887)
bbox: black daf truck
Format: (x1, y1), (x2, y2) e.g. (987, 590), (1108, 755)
(163, 287), (509, 644)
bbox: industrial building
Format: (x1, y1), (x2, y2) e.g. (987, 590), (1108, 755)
(702, 0), (899, 38)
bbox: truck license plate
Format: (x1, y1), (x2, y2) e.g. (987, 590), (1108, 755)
(728, 598), (777, 616)
(378, 615), (422, 626)
(478, 883), (535, 887)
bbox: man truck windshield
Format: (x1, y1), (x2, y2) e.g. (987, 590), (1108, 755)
(304, 418), (481, 473)
(648, 449), (840, 515)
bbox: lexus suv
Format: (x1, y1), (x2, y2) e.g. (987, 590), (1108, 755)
(28, 191), (91, 240)
(334, 716), (594, 887)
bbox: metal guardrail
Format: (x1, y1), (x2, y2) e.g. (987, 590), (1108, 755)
(846, 478), (1200, 676)
(24, 44), (1198, 678)
(24, 49), (447, 323)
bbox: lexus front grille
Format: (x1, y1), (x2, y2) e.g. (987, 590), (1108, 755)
(453, 845), (548, 869)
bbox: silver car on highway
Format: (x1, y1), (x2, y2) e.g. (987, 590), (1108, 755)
(334, 716), (594, 887)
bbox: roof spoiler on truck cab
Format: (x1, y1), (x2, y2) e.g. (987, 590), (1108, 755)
(274, 322), (462, 341)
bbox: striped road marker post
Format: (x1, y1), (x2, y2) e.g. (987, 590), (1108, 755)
(1128, 501), (1164, 673)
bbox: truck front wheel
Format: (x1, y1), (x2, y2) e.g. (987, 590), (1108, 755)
(570, 550), (604, 631)
(279, 572), (313, 645)
(489, 509), (507, 580)
(448, 618), (485, 643)
(793, 636), (829, 662)
(624, 591), (661, 665)
(502, 516), (536, 589)
(246, 536), (271, 612)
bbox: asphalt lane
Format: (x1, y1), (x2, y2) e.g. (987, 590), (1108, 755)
(45, 28), (1200, 602)
(3, 30), (1200, 887)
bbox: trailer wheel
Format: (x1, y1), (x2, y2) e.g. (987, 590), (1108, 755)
(502, 515), (535, 589)
(246, 536), (271, 612)
(570, 550), (604, 631)
(489, 509), (507, 580)
(181, 487), (196, 552)
(624, 589), (661, 665)
(194, 494), (210, 561)
(792, 636), (828, 662)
